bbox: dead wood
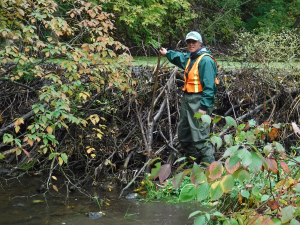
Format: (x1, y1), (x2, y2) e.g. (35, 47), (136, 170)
(0, 110), (35, 137)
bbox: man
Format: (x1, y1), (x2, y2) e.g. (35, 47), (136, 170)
(159, 31), (217, 164)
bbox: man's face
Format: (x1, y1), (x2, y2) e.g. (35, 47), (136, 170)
(186, 39), (201, 53)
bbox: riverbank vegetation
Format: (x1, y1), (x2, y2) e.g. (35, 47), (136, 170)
(1, 0), (300, 224)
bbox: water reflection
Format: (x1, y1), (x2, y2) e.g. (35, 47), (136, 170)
(0, 176), (204, 225)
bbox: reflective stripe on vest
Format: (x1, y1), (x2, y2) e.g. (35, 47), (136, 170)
(183, 53), (218, 93)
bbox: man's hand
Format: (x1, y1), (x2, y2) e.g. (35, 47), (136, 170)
(198, 109), (206, 115)
(159, 47), (167, 56)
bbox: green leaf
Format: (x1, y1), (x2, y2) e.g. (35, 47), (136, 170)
(148, 157), (161, 167)
(225, 116), (237, 128)
(173, 157), (186, 165)
(271, 218), (282, 225)
(264, 144), (273, 155)
(194, 172), (207, 185)
(235, 130), (246, 143)
(201, 115), (211, 124)
(261, 194), (269, 202)
(61, 153), (68, 163)
(33, 106), (39, 114)
(194, 113), (203, 119)
(176, 162), (188, 172)
(223, 220), (230, 225)
(197, 183), (210, 202)
(248, 119), (256, 127)
(211, 136), (222, 150)
(212, 116), (222, 124)
(188, 210), (202, 219)
(210, 181), (224, 201)
(224, 145), (239, 157)
(179, 184), (197, 202)
(220, 174), (234, 193)
(281, 206), (295, 223)
(194, 215), (206, 225)
(43, 138), (48, 145)
(238, 149), (252, 167)
(224, 134), (233, 146)
(49, 153), (56, 160)
(246, 130), (255, 143)
(42, 115), (47, 124)
(229, 219), (239, 225)
(252, 185), (262, 196)
(237, 123), (245, 130)
(274, 141), (285, 153)
(288, 156), (300, 166)
(248, 152), (262, 173)
(241, 190), (250, 199)
(212, 211), (224, 217)
(190, 156), (196, 161)
(150, 162), (161, 179)
(229, 151), (240, 168)
(237, 170), (250, 184)
(291, 218), (300, 225)
(0, 154), (5, 159)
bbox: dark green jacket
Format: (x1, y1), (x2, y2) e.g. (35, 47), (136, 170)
(166, 48), (217, 110)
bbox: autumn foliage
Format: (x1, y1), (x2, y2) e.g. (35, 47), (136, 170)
(148, 117), (300, 224)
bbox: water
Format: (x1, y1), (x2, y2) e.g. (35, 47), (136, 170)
(0, 176), (205, 225)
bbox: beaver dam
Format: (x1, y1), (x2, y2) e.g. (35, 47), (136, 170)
(1, 57), (300, 223)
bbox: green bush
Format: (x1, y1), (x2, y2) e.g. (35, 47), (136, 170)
(232, 29), (300, 63)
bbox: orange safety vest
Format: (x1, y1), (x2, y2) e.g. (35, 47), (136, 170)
(183, 53), (219, 93)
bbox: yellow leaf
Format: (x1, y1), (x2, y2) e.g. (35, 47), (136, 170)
(109, 188), (111, 192)
(58, 157), (63, 166)
(87, 148), (95, 154)
(211, 181), (220, 189)
(17, 8), (24, 16)
(45, 52), (50, 57)
(15, 126), (20, 133)
(52, 176), (57, 180)
(28, 138), (34, 146)
(89, 114), (100, 125)
(53, 185), (58, 192)
(91, 154), (96, 158)
(46, 126), (53, 134)
(279, 199), (288, 205)
(105, 202), (110, 206)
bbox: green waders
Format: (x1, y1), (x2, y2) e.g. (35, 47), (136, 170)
(178, 92), (215, 164)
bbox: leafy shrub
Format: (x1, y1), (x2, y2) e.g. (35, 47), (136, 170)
(148, 115), (300, 224)
(232, 29), (300, 63)
(0, 0), (132, 166)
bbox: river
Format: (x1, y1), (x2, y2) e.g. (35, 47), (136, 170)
(0, 175), (205, 225)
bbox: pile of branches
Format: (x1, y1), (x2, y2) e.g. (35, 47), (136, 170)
(1, 59), (300, 191)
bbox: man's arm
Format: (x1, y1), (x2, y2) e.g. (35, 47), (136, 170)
(159, 48), (188, 70)
(199, 56), (217, 113)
